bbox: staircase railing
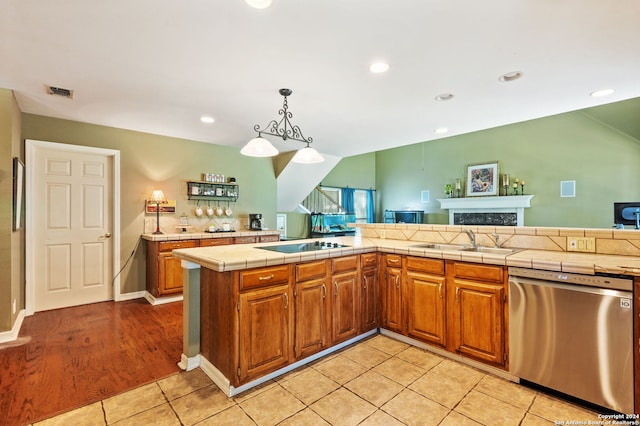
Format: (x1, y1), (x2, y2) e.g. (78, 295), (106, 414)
(301, 186), (346, 214)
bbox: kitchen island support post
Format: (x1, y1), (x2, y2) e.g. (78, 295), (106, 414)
(178, 260), (201, 371)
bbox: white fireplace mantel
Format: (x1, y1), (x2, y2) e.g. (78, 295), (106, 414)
(438, 195), (534, 226)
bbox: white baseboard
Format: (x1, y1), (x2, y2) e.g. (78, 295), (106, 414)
(178, 353), (201, 371)
(379, 328), (519, 383)
(199, 357), (232, 397)
(143, 292), (183, 305)
(118, 291), (146, 301)
(0, 310), (26, 343)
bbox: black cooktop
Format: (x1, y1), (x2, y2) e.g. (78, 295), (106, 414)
(258, 241), (349, 253)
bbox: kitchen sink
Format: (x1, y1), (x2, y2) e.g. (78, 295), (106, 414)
(461, 246), (520, 255)
(411, 243), (519, 255)
(411, 243), (470, 251)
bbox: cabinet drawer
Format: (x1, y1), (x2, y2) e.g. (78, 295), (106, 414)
(384, 254), (402, 267)
(234, 236), (258, 244)
(332, 255), (358, 274)
(361, 253), (378, 268)
(452, 262), (504, 284)
(240, 265), (290, 291)
(406, 256), (444, 275)
(199, 238), (232, 247)
(259, 235), (280, 243)
(296, 260), (327, 282)
(158, 240), (198, 252)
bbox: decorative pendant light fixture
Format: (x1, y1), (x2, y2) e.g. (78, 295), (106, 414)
(241, 88), (324, 164)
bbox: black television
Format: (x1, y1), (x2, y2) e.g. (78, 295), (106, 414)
(614, 202), (640, 229)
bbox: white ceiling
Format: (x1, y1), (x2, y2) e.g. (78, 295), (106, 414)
(2, 1), (640, 158)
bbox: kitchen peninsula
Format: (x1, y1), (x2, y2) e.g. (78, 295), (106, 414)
(142, 230), (280, 304)
(172, 223), (640, 412)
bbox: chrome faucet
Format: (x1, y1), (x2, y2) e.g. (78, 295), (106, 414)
(490, 232), (501, 248)
(464, 229), (476, 247)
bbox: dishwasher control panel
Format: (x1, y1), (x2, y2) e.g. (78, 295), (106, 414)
(508, 267), (632, 291)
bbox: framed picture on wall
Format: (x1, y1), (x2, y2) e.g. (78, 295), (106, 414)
(13, 157), (24, 230)
(466, 161), (499, 197)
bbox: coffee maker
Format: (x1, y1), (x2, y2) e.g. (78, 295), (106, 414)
(249, 214), (263, 230)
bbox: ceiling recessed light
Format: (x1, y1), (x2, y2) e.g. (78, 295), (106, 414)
(435, 93), (454, 102)
(200, 116), (215, 124)
(434, 128), (449, 134)
(245, 0), (273, 9)
(590, 89), (615, 97)
(369, 62), (389, 73)
(498, 71), (523, 82)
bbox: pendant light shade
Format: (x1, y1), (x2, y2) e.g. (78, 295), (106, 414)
(291, 145), (324, 164)
(242, 88), (323, 164)
(240, 136), (279, 157)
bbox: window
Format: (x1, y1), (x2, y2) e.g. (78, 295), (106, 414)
(353, 190), (369, 223)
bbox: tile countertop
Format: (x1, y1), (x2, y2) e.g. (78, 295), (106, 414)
(171, 236), (640, 277)
(141, 230), (281, 242)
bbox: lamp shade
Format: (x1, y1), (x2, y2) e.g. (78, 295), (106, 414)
(150, 189), (166, 203)
(240, 137), (279, 157)
(291, 146), (324, 164)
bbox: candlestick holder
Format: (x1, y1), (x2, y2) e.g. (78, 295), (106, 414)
(513, 187), (519, 196)
(520, 183), (525, 195)
(504, 185), (509, 196)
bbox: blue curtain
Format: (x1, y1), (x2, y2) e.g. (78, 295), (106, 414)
(341, 187), (355, 213)
(366, 190), (375, 223)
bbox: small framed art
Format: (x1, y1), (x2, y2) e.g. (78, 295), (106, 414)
(466, 161), (499, 197)
(13, 157), (24, 230)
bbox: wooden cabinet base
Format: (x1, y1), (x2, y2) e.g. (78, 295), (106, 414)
(199, 330), (377, 397)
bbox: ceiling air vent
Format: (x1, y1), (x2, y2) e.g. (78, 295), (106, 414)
(46, 85), (74, 99)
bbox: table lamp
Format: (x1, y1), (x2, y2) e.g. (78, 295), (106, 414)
(150, 189), (166, 234)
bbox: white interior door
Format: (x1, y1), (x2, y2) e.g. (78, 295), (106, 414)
(30, 142), (115, 311)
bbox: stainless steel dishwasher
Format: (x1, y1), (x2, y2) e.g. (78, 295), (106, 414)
(509, 267), (634, 413)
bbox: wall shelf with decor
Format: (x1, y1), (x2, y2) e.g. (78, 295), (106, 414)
(186, 181), (239, 201)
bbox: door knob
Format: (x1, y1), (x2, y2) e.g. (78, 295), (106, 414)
(102, 232), (112, 239)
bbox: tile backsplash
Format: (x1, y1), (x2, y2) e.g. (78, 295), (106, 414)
(354, 223), (640, 257)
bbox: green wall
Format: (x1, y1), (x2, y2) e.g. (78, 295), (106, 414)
(0, 89), (24, 331)
(375, 111), (640, 227)
(22, 114), (277, 295)
(321, 152), (376, 189)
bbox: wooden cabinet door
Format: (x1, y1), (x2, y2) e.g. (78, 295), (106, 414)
(406, 270), (446, 346)
(238, 284), (292, 383)
(294, 277), (330, 359)
(361, 267), (379, 332)
(332, 271), (360, 344)
(382, 267), (403, 333)
(449, 279), (505, 366)
(157, 252), (184, 295)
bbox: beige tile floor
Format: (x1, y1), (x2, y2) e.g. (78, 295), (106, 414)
(34, 335), (602, 426)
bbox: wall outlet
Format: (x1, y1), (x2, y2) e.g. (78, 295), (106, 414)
(380, 230), (386, 239)
(567, 237), (596, 253)
(12, 299), (16, 315)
